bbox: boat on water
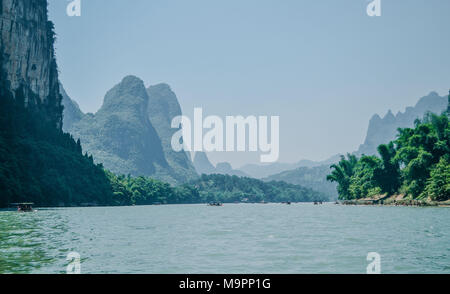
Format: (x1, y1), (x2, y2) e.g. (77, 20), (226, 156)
(207, 202), (223, 206)
(11, 203), (34, 212)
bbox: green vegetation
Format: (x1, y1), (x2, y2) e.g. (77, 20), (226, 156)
(189, 174), (327, 203)
(0, 70), (115, 208)
(106, 173), (328, 205)
(328, 104), (450, 201)
(106, 171), (199, 205)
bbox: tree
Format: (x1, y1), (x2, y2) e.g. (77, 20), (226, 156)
(328, 111), (449, 201)
(349, 156), (382, 199)
(327, 154), (359, 200)
(423, 155), (450, 201)
(373, 142), (401, 195)
(394, 113), (449, 197)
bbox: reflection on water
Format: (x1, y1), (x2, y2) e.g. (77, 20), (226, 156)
(0, 204), (449, 274)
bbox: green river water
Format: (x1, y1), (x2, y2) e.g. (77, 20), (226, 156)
(0, 203), (449, 273)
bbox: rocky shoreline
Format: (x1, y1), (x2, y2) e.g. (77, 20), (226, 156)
(339, 195), (450, 207)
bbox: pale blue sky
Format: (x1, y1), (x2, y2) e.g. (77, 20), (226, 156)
(48, 0), (450, 167)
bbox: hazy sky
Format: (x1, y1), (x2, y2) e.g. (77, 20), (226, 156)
(48, 0), (450, 167)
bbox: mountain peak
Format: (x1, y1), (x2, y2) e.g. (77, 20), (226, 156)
(99, 76), (148, 113)
(116, 75), (146, 94)
(147, 83), (182, 123)
(63, 77), (198, 184)
(121, 75), (144, 84)
(415, 91), (446, 110)
(150, 83), (172, 91)
(369, 114), (382, 123)
(145, 82), (198, 183)
(385, 109), (394, 117)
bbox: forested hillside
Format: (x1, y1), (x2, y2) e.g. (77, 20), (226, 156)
(0, 61), (114, 207)
(106, 173), (328, 205)
(189, 174), (328, 203)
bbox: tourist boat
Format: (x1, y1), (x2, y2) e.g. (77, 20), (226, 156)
(207, 202), (223, 206)
(11, 203), (34, 212)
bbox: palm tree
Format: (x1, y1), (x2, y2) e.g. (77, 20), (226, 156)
(374, 142), (401, 195)
(327, 154), (359, 200)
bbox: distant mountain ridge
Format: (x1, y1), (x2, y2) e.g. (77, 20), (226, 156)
(260, 91), (448, 200)
(264, 165), (338, 200)
(357, 91), (447, 156)
(238, 154), (341, 179)
(62, 76), (197, 184)
(240, 91), (448, 180)
(192, 151), (249, 177)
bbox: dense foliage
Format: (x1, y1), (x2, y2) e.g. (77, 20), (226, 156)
(0, 71), (115, 208)
(106, 173), (328, 205)
(106, 171), (199, 205)
(189, 174), (327, 203)
(328, 106), (450, 201)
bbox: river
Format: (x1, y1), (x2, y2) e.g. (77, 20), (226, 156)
(0, 203), (449, 273)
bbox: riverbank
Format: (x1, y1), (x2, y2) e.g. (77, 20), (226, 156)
(339, 194), (450, 207)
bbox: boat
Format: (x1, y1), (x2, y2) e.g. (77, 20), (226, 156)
(11, 203), (34, 212)
(207, 202), (223, 206)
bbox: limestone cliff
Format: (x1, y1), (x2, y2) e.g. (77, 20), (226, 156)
(146, 83), (198, 182)
(64, 76), (199, 185)
(0, 0), (62, 128)
(0, 0), (114, 207)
